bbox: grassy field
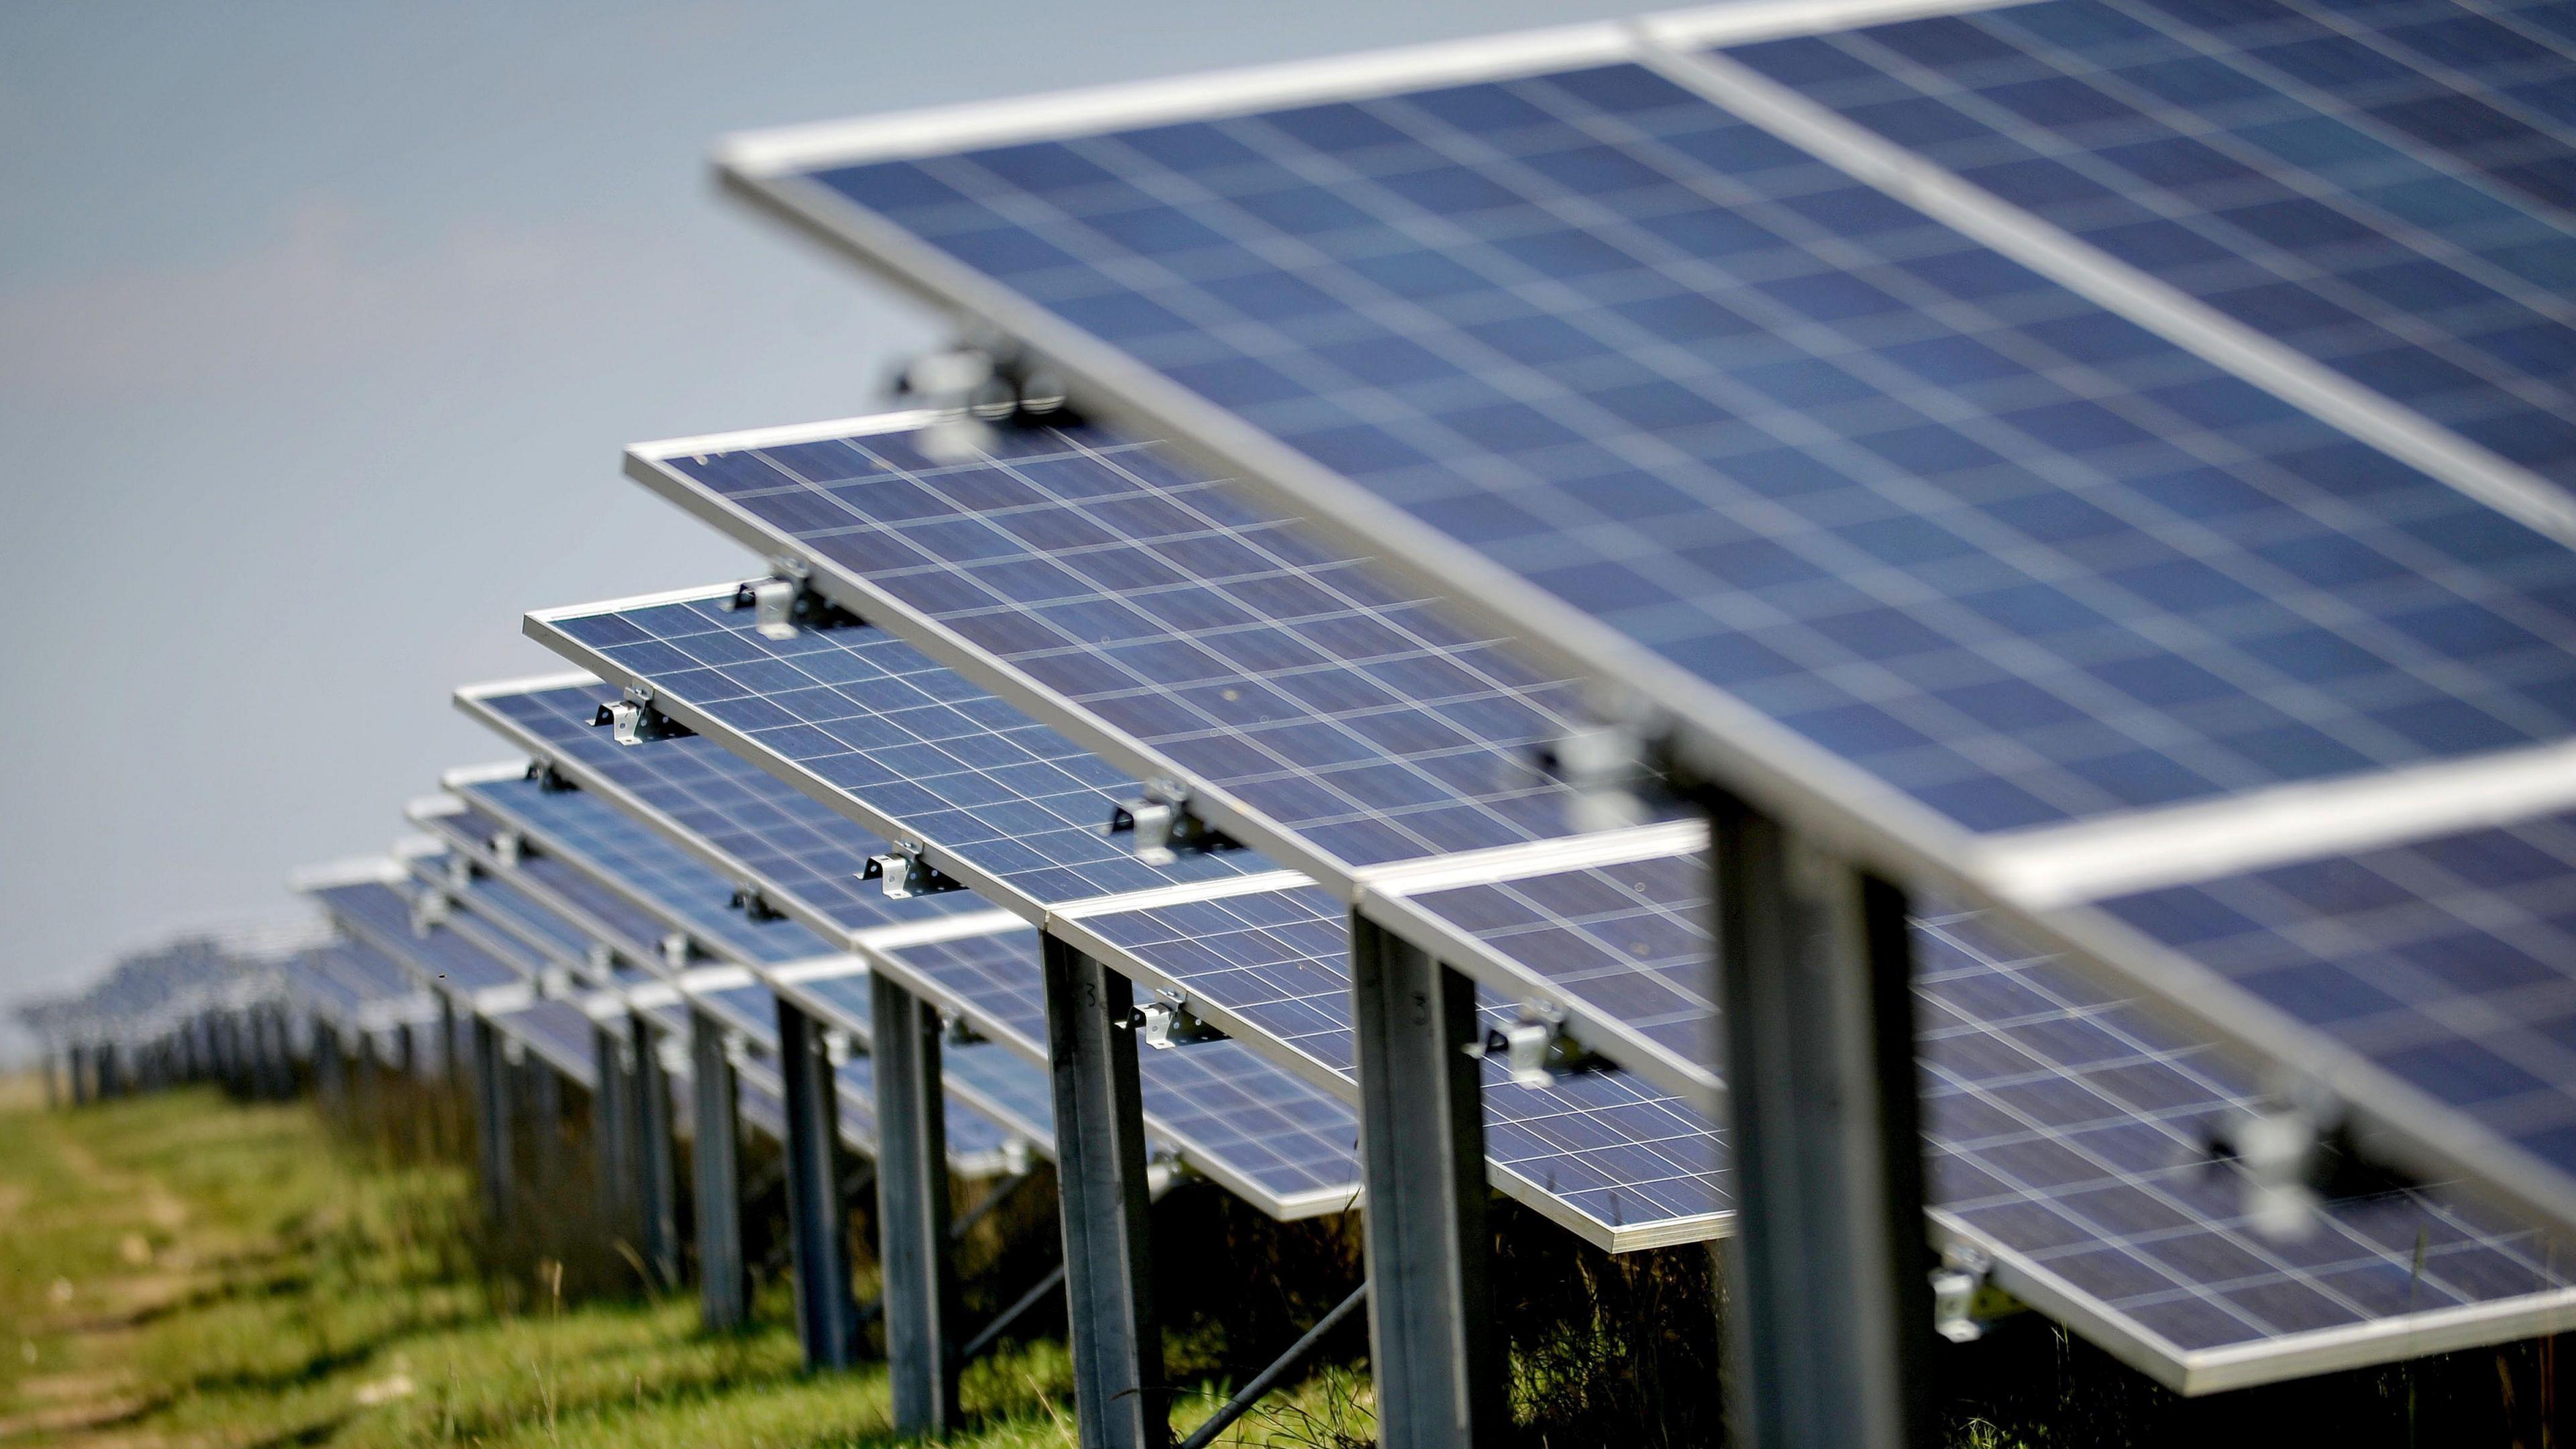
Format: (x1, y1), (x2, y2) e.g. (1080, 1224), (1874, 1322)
(13, 1075), (2576, 1448)
(0, 1078), (1368, 1448)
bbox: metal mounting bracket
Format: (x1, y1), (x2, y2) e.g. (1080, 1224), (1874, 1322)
(1104, 780), (1240, 865)
(444, 855), (475, 892)
(525, 759), (577, 794)
(490, 829), (525, 867)
(1536, 723), (1664, 833)
(820, 1028), (854, 1067)
(659, 932), (693, 974)
(941, 1010), (988, 1048)
(592, 685), (695, 747)
(1930, 1243), (2015, 1344)
(863, 841), (965, 900)
(1122, 989), (1227, 1051)
(585, 942), (616, 978)
(501, 1034), (527, 1067)
(894, 337), (1080, 460)
(730, 883), (786, 923)
(1462, 1002), (1603, 1088)
(727, 558), (861, 640)
(539, 965), (576, 999)
(409, 891), (451, 937)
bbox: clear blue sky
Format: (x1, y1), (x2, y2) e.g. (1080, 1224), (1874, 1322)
(0, 0), (1649, 1051)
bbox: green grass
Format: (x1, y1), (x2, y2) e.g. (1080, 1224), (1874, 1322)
(0, 1080), (1367, 1448)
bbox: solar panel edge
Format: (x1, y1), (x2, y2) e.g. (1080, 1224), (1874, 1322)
(716, 82), (2576, 1245)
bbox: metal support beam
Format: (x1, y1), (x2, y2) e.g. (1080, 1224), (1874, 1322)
(1040, 936), (1165, 1449)
(627, 1012), (684, 1291)
(595, 1020), (637, 1241)
(690, 1008), (750, 1332)
(1348, 913), (1502, 1449)
(873, 973), (961, 1434)
(440, 996), (461, 1083)
(471, 1016), (515, 1223)
(68, 1044), (89, 1106)
(777, 998), (863, 1370)
(1710, 796), (1934, 1449)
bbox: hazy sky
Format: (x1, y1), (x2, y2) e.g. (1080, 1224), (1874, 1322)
(0, 1), (1658, 1049)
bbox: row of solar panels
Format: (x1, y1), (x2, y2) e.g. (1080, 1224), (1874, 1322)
(32, 407), (2576, 1393)
(36, 0), (2576, 1405)
(704, 0), (2576, 1256)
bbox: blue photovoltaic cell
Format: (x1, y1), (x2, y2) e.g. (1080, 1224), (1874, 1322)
(1074, 883), (1727, 1234)
(1417, 847), (2576, 1350)
(1722, 0), (2576, 488)
(800, 67), (2576, 836)
(867, 928), (1359, 1206)
(469, 684), (990, 936)
(458, 772), (835, 967)
(536, 594), (1269, 908)
(653, 429), (1618, 867)
(308, 880), (525, 994)
(2099, 808), (2576, 1175)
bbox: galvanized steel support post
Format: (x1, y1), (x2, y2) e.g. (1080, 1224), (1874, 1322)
(1040, 936), (1165, 1449)
(594, 1020), (637, 1241)
(872, 973), (961, 1434)
(690, 1008), (750, 1332)
(1348, 913), (1502, 1449)
(628, 1012), (683, 1291)
(1710, 796), (1934, 1449)
(471, 1015), (514, 1224)
(778, 999), (863, 1370)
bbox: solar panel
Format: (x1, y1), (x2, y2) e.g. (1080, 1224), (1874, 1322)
(1061, 881), (1727, 1248)
(443, 763), (834, 967)
(400, 834), (610, 978)
(517, 593), (1721, 1243)
(802, 928), (1362, 1218)
(715, 11), (2576, 1229)
(630, 419), (1629, 881)
(628, 415), (1720, 1104)
(529, 589), (1275, 911)
(464, 675), (992, 941)
(459, 672), (1366, 1220)
(422, 763), (1066, 1165)
(487, 998), (602, 1089)
(299, 867), (527, 996)
(1715, 0), (2576, 500)
(1387, 835), (2576, 1384)
(765, 953), (1061, 1159)
(2094, 807), (2576, 1169)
